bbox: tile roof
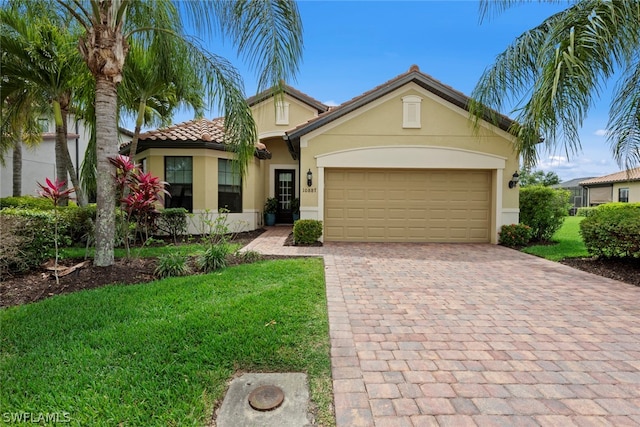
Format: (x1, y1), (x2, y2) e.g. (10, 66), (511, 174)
(580, 167), (640, 185)
(284, 65), (515, 143)
(136, 117), (226, 143)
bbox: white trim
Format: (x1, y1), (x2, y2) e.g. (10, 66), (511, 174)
(269, 164), (300, 198)
(317, 167), (325, 225)
(501, 209), (520, 228)
(300, 207), (319, 220)
(495, 168), (504, 244)
(315, 145), (506, 169)
(258, 130), (286, 139)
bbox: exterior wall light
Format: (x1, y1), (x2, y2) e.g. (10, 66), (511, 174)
(509, 171), (520, 189)
(307, 169), (313, 187)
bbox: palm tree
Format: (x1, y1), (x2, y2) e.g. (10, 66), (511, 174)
(119, 37), (205, 161)
(0, 93), (46, 196)
(470, 0), (640, 169)
(0, 5), (90, 205)
(53, 0), (303, 266)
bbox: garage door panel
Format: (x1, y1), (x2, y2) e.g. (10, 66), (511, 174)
(325, 169), (491, 242)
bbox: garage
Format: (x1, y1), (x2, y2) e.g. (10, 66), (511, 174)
(324, 168), (491, 242)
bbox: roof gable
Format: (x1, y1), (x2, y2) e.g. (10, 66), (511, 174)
(247, 84), (329, 114)
(285, 65), (514, 143)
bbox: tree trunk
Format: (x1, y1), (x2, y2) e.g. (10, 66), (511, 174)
(54, 105), (69, 206)
(12, 139), (22, 196)
(59, 109), (88, 206)
(94, 77), (118, 267)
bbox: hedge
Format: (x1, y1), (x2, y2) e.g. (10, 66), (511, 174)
(580, 203), (640, 259)
(519, 186), (571, 241)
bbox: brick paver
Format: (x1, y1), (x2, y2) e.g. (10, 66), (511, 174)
(242, 227), (640, 426)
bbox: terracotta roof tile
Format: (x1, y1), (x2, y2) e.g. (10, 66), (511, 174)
(580, 167), (640, 185)
(137, 117), (226, 143)
(247, 84), (328, 112)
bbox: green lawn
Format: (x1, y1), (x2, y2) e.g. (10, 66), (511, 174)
(0, 258), (334, 426)
(521, 216), (589, 261)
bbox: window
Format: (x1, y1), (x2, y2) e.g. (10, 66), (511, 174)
(619, 187), (629, 203)
(139, 158), (147, 173)
(165, 157), (193, 212)
(218, 159), (242, 212)
(402, 95), (422, 128)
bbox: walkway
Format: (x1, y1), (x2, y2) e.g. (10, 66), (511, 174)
(243, 227), (640, 426)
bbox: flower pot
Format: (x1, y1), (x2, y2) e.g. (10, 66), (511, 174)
(264, 212), (276, 226)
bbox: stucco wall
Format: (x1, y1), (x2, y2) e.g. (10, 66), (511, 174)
(136, 147), (264, 233)
(298, 83), (520, 242)
(613, 181), (640, 203)
(252, 94), (319, 138)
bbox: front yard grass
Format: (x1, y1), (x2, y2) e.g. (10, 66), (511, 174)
(0, 258), (334, 426)
(522, 216), (589, 261)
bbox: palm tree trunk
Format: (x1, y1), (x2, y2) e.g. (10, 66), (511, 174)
(54, 108), (69, 206)
(94, 77), (118, 267)
(12, 139), (22, 196)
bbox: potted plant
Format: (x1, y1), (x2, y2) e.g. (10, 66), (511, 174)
(264, 197), (278, 226)
(291, 197), (300, 222)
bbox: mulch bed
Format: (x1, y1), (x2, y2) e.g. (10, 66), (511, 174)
(283, 233), (323, 247)
(2, 229), (638, 308)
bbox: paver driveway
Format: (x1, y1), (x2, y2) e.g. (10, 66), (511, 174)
(243, 227), (640, 426)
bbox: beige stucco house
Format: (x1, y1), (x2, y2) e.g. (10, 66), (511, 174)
(580, 168), (640, 205)
(123, 66), (521, 243)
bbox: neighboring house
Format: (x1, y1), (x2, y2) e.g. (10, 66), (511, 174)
(0, 116), (133, 199)
(123, 65), (520, 243)
(552, 177), (593, 215)
(580, 168), (640, 206)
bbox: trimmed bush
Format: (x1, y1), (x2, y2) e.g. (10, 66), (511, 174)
(0, 209), (57, 273)
(498, 223), (533, 248)
(293, 219), (323, 245)
(519, 186), (571, 241)
(575, 207), (597, 217)
(156, 208), (188, 243)
(580, 203), (640, 258)
(0, 195), (55, 210)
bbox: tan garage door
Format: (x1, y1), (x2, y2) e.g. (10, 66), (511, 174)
(324, 169), (491, 242)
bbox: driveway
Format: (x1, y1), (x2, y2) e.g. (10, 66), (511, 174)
(243, 227), (640, 426)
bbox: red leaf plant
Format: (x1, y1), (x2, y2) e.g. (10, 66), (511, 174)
(37, 178), (75, 206)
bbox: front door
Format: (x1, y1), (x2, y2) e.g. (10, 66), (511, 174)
(275, 169), (295, 223)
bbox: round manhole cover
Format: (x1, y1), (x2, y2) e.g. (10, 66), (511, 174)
(248, 385), (284, 411)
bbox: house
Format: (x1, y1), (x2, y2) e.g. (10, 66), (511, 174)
(580, 168), (640, 206)
(123, 65), (520, 243)
(0, 116), (133, 199)
(552, 177), (593, 215)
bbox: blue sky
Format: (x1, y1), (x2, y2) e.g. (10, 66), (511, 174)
(170, 1), (623, 181)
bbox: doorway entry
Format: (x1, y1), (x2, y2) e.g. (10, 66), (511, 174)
(275, 169), (295, 223)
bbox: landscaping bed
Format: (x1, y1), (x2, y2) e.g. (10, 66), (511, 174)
(561, 257), (640, 287)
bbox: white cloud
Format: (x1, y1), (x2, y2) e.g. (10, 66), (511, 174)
(538, 155), (573, 170)
(594, 129), (608, 137)
(323, 100), (340, 107)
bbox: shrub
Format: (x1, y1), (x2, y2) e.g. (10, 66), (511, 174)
(293, 219), (323, 245)
(236, 249), (263, 263)
(59, 205), (97, 244)
(580, 203), (640, 259)
(519, 186), (571, 241)
(0, 209), (57, 273)
(197, 243), (231, 272)
(0, 195), (54, 210)
(575, 207), (597, 217)
(154, 253), (191, 278)
(157, 208), (188, 243)
(498, 223), (533, 247)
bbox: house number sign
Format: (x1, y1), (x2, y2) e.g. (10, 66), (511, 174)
(303, 187), (317, 193)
